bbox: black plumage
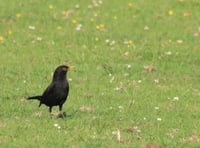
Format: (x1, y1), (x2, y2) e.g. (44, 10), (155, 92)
(27, 65), (73, 114)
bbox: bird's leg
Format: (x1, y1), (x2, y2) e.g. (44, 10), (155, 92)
(59, 105), (66, 118)
(49, 107), (53, 118)
(49, 107), (52, 113)
(59, 105), (62, 112)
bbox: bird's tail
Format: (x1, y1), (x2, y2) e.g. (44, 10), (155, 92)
(27, 95), (41, 101)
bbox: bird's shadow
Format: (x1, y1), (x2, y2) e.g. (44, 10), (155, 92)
(56, 109), (79, 119)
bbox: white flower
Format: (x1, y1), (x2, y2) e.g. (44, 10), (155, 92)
(54, 123), (58, 127)
(75, 4), (80, 8)
(157, 118), (162, 121)
(173, 96), (179, 101)
(28, 26), (35, 30)
(165, 51), (172, 55)
(37, 37), (42, 41)
(127, 64), (132, 68)
(177, 40), (183, 44)
(105, 39), (110, 43)
(144, 26), (149, 30)
(76, 24), (82, 31)
(154, 79), (159, 83)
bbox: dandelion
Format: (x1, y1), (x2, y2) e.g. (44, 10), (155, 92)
(62, 10), (66, 16)
(90, 18), (95, 22)
(7, 30), (12, 35)
(96, 24), (104, 30)
(0, 36), (4, 42)
(95, 37), (99, 42)
(100, 24), (104, 28)
(128, 2), (133, 7)
(113, 16), (118, 20)
(128, 40), (133, 45)
(96, 25), (100, 29)
(49, 4), (54, 10)
(56, 26), (62, 30)
(72, 19), (78, 24)
(124, 40), (134, 46)
(16, 13), (21, 18)
(168, 10), (173, 16)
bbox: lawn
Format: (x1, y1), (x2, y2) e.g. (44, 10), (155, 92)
(0, 0), (200, 147)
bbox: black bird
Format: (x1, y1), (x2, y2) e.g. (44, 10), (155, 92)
(27, 65), (74, 114)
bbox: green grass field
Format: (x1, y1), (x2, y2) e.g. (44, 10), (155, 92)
(1, 0), (200, 147)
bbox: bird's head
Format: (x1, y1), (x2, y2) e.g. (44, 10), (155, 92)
(53, 65), (74, 81)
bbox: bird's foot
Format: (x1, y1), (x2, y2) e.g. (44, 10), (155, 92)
(57, 112), (66, 118)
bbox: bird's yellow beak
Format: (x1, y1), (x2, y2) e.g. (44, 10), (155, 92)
(68, 66), (75, 70)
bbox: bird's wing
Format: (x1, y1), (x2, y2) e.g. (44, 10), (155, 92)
(42, 81), (69, 103)
(42, 82), (56, 98)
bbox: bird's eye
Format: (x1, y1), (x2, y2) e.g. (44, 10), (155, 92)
(62, 67), (68, 71)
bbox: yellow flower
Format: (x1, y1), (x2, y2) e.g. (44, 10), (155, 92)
(0, 36), (4, 41)
(96, 24), (104, 30)
(49, 4), (54, 10)
(62, 10), (66, 16)
(72, 19), (78, 24)
(100, 24), (104, 28)
(128, 3), (133, 7)
(168, 10), (173, 16)
(16, 13), (21, 18)
(128, 40), (133, 45)
(7, 30), (13, 35)
(113, 16), (118, 20)
(56, 26), (62, 30)
(90, 18), (95, 22)
(96, 25), (100, 29)
(95, 37), (99, 42)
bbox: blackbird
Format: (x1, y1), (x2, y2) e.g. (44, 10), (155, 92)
(27, 65), (73, 114)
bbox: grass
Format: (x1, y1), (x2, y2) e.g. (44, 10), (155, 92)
(0, 0), (200, 147)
